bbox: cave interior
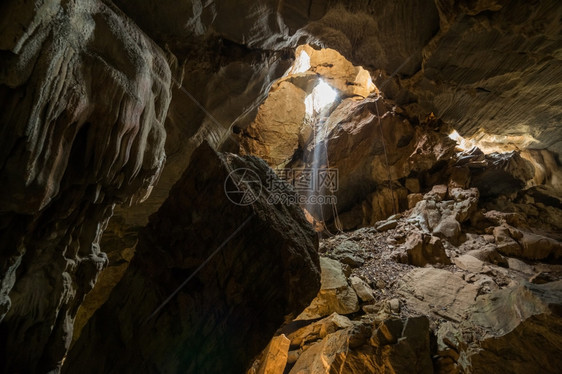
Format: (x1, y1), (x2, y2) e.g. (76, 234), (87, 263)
(1, 1), (562, 373)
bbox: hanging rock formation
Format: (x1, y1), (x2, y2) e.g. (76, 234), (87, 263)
(126, 0), (562, 155)
(0, 1), (171, 372)
(65, 142), (321, 374)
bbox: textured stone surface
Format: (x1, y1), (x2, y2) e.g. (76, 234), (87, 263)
(372, 316), (434, 374)
(415, 1), (562, 155)
(326, 241), (365, 268)
(0, 1), (171, 371)
(72, 222), (138, 344)
(254, 334), (291, 374)
(253, 174), (562, 374)
(470, 152), (536, 197)
(397, 232), (451, 267)
(287, 312), (353, 348)
(99, 0), (561, 233)
(291, 96), (455, 223)
(408, 186), (479, 244)
(454, 254), (489, 273)
(297, 257), (359, 320)
(65, 143), (321, 374)
(2, 1), (562, 373)
(286, 45), (378, 98)
(289, 328), (351, 374)
(281, 315), (434, 374)
(111, 0), (562, 160)
(461, 281), (562, 374)
(239, 81), (307, 166)
(398, 268), (479, 322)
(494, 224), (562, 261)
(350, 276), (375, 302)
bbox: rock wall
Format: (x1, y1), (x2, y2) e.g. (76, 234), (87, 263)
(65, 142), (321, 373)
(82, 0), (562, 321)
(0, 1), (171, 371)
(416, 0), (562, 154)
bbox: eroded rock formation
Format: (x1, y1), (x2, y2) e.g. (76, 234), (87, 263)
(0, 1), (171, 371)
(103, 0), (562, 231)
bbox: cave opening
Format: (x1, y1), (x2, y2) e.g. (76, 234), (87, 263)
(238, 44), (383, 229)
(304, 80), (338, 117)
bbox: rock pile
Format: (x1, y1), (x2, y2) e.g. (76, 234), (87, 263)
(249, 182), (562, 374)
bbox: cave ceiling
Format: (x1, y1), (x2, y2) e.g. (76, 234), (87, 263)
(113, 0), (562, 155)
(85, 0), (561, 230)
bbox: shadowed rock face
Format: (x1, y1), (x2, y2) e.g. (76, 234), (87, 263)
(64, 142), (321, 374)
(0, 0), (171, 372)
(104, 0), (562, 241)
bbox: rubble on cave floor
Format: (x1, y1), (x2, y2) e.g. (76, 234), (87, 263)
(249, 184), (562, 374)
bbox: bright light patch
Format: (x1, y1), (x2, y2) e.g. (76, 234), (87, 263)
(448, 130), (462, 142)
(305, 95), (314, 116)
(448, 130), (473, 151)
(367, 77), (376, 93)
(292, 50), (311, 74)
(472, 132), (537, 154)
(305, 80), (338, 116)
(449, 129), (538, 154)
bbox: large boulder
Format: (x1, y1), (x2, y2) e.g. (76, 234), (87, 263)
(250, 334), (291, 374)
(408, 185), (479, 244)
(326, 240), (366, 268)
(286, 312), (354, 349)
(287, 315), (434, 374)
(289, 328), (351, 374)
(64, 142), (321, 374)
(397, 268), (479, 322)
(397, 232), (451, 267)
